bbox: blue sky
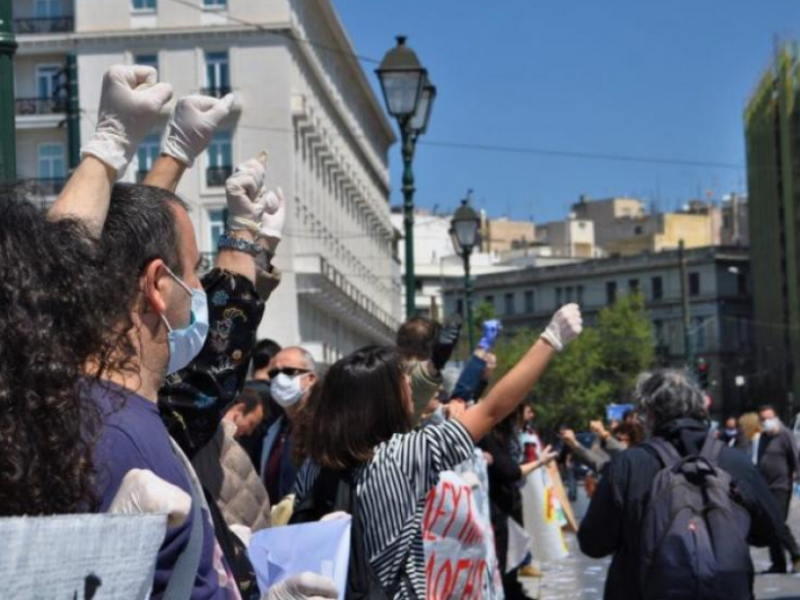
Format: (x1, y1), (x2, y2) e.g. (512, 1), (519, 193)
(334, 0), (800, 223)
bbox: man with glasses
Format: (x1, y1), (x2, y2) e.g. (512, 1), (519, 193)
(260, 346), (318, 505)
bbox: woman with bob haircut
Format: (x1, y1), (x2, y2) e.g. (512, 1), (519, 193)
(294, 304), (582, 599)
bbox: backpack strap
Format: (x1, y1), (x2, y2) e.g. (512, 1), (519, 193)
(646, 437), (682, 468)
(699, 431), (725, 466)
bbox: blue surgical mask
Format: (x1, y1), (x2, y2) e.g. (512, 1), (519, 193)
(160, 267), (209, 375)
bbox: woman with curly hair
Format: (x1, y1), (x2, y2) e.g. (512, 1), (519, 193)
(0, 183), (126, 515)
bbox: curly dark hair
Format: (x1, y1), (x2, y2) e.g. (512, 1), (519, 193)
(0, 187), (129, 515)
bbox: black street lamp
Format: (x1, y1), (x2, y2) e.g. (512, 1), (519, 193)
(376, 36), (435, 318)
(450, 194), (481, 350)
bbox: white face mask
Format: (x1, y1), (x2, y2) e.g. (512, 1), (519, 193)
(271, 373), (307, 408)
(763, 417), (781, 433)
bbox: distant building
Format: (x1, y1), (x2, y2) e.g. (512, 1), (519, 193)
(720, 193), (749, 247)
(443, 247), (754, 417)
(744, 43), (800, 417)
(480, 217), (536, 253)
(535, 217), (601, 258)
(572, 195), (647, 249)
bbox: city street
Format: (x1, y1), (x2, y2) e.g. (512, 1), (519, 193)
(522, 491), (800, 600)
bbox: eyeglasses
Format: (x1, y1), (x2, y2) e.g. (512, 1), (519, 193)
(268, 367), (310, 379)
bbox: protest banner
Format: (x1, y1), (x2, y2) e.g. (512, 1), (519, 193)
(545, 462), (578, 533)
(521, 466), (569, 562)
(0, 513), (166, 600)
(422, 451), (503, 600)
(249, 515), (351, 599)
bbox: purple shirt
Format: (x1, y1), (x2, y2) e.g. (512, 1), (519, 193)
(91, 381), (230, 600)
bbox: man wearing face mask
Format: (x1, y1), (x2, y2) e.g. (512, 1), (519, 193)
(756, 405), (800, 573)
(260, 347), (318, 505)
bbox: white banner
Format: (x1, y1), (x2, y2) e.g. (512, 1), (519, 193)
(521, 466), (569, 562)
(422, 451), (504, 600)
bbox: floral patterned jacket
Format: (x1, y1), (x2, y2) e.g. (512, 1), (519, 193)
(159, 268), (265, 459)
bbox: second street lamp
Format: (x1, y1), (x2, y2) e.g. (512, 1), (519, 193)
(450, 196), (481, 351)
(376, 36), (434, 318)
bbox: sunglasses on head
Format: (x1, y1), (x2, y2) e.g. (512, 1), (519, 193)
(268, 367), (310, 379)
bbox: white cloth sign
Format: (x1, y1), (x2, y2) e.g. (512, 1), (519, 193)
(422, 450), (504, 600)
(506, 517), (532, 574)
(248, 516), (351, 599)
(521, 466), (569, 562)
(0, 513), (167, 600)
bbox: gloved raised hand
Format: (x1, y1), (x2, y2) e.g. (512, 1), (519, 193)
(108, 468), (191, 528)
(431, 321), (462, 372)
(260, 186), (286, 249)
(225, 153), (280, 234)
(163, 94), (235, 167)
(477, 319), (502, 351)
(540, 303), (583, 352)
(264, 573), (338, 600)
(81, 65), (173, 177)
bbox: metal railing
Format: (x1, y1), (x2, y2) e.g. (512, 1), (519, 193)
(206, 165), (232, 187)
(14, 16), (74, 34)
(201, 86), (232, 99)
(15, 97), (68, 116)
(27, 177), (67, 196)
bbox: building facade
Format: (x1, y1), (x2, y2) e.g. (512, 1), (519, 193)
(13, 0), (401, 364)
(744, 43), (800, 417)
(443, 247), (755, 418)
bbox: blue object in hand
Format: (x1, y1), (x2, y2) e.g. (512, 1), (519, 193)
(477, 319), (502, 350)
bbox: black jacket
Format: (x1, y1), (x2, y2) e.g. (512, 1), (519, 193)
(479, 433), (523, 523)
(578, 418), (784, 600)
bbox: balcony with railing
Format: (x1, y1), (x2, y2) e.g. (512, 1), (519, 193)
(15, 97), (68, 116)
(206, 166), (232, 187)
(14, 15), (74, 34)
(23, 177), (68, 197)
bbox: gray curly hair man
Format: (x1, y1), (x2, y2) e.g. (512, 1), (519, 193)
(634, 369), (708, 431)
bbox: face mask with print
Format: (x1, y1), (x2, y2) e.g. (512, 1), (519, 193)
(271, 373), (306, 408)
(161, 267), (209, 375)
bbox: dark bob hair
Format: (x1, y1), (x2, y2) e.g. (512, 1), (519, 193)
(300, 345), (412, 469)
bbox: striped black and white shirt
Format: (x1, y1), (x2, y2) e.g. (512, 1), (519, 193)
(294, 418), (475, 599)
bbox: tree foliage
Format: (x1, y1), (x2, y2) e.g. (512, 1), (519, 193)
(492, 293), (655, 433)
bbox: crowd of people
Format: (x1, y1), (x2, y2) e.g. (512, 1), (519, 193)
(1, 64), (798, 600)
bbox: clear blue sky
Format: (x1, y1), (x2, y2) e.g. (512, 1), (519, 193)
(334, 0), (800, 223)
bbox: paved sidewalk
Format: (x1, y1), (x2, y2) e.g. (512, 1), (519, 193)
(519, 492), (800, 599)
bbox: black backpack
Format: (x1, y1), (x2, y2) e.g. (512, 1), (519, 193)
(291, 468), (408, 600)
(639, 433), (752, 600)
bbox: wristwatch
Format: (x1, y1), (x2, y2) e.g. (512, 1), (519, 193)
(218, 234), (261, 257)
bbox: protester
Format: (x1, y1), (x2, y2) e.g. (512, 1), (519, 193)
(294, 304), (582, 598)
(737, 411), (762, 459)
(260, 346), (318, 505)
(578, 370), (783, 600)
(719, 416), (739, 447)
(482, 405), (558, 599)
(239, 338), (283, 469)
(756, 405), (800, 573)
(396, 316), (462, 418)
(224, 389), (266, 438)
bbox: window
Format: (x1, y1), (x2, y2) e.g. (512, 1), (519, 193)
(135, 54), (158, 72)
(565, 286), (574, 303)
(137, 133), (161, 181)
(203, 0), (227, 7)
(577, 285), (584, 305)
(689, 272), (701, 296)
(456, 299), (464, 316)
(205, 51), (230, 95)
(606, 281), (617, 305)
(737, 273), (747, 296)
(556, 287), (563, 306)
(694, 317), (706, 351)
(652, 276), (663, 300)
(208, 209), (225, 251)
(131, 0), (156, 10)
(504, 292), (515, 316)
(628, 279), (640, 293)
(414, 279), (423, 292)
(36, 65), (62, 99)
(484, 295), (495, 309)
(653, 319), (664, 343)
(35, 0), (64, 17)
(207, 130), (232, 186)
(524, 290), (535, 313)
(38, 143), (65, 179)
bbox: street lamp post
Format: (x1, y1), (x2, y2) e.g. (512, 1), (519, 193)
(376, 36), (436, 318)
(450, 195), (481, 350)
(0, 1), (17, 182)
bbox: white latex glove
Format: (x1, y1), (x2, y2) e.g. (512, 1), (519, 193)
(260, 186), (286, 241)
(540, 303), (583, 352)
(108, 469), (191, 528)
(81, 65), (173, 178)
(225, 154), (280, 234)
(163, 94), (235, 167)
(264, 573), (338, 600)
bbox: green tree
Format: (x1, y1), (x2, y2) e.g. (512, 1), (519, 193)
(491, 294), (654, 432)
